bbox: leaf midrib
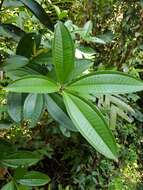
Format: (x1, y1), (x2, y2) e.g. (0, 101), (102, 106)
(64, 94), (116, 159)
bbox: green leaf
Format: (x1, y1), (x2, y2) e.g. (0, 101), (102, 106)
(97, 31), (114, 43)
(4, 55), (29, 71)
(0, 105), (7, 112)
(30, 50), (53, 65)
(0, 24), (26, 41)
(53, 21), (75, 83)
(3, 0), (23, 7)
(59, 125), (71, 137)
(0, 151), (41, 168)
(108, 95), (134, 113)
(16, 33), (41, 58)
(16, 185), (29, 190)
(69, 59), (93, 80)
(89, 36), (106, 44)
(17, 171), (50, 186)
(28, 62), (49, 75)
(20, 0), (54, 30)
(140, 0), (143, 7)
(45, 94), (77, 131)
(53, 5), (61, 19)
(67, 71), (143, 95)
(5, 75), (58, 93)
(115, 106), (133, 123)
(63, 92), (118, 160)
(6, 66), (41, 80)
(23, 94), (44, 128)
(7, 92), (26, 122)
(0, 139), (16, 158)
(1, 181), (16, 190)
(110, 105), (117, 130)
(14, 167), (27, 180)
(83, 20), (93, 36)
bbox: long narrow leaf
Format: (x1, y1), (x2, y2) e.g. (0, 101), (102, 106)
(6, 66), (41, 80)
(63, 92), (118, 161)
(67, 71), (143, 95)
(20, 0), (54, 30)
(5, 75), (58, 93)
(7, 92), (27, 122)
(1, 181), (16, 190)
(17, 171), (50, 186)
(23, 94), (44, 128)
(0, 24), (26, 41)
(45, 94), (77, 131)
(0, 139), (16, 158)
(4, 55), (29, 71)
(53, 21), (75, 83)
(0, 151), (41, 168)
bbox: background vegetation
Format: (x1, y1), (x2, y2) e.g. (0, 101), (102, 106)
(0, 0), (143, 189)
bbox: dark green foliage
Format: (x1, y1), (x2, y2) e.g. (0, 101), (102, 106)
(16, 33), (41, 58)
(20, 0), (54, 30)
(0, 0), (143, 189)
(0, 24), (26, 41)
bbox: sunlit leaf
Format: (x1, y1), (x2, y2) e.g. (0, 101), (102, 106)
(67, 71), (143, 95)
(53, 21), (75, 83)
(63, 92), (118, 160)
(5, 75), (58, 93)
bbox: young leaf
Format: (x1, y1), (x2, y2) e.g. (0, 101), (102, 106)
(53, 21), (75, 83)
(45, 94), (77, 131)
(63, 92), (118, 161)
(67, 71), (143, 95)
(23, 94), (44, 128)
(17, 171), (50, 186)
(0, 151), (41, 168)
(16, 33), (41, 58)
(20, 0), (54, 30)
(1, 181), (16, 190)
(5, 75), (58, 93)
